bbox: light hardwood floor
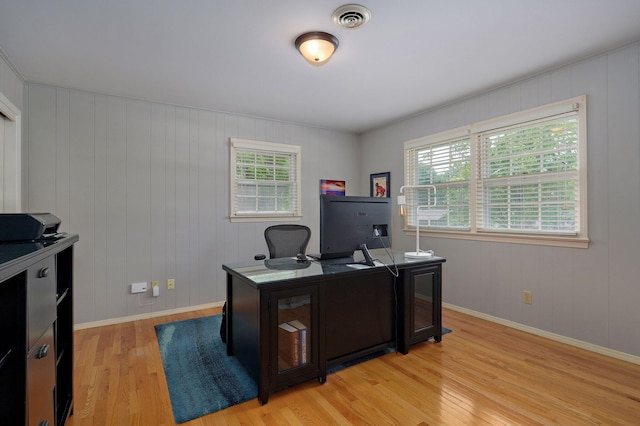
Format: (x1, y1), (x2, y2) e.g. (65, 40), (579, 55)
(69, 307), (640, 425)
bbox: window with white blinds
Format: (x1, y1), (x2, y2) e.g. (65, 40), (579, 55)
(404, 132), (471, 229)
(230, 138), (301, 222)
(477, 112), (579, 234)
(403, 95), (588, 247)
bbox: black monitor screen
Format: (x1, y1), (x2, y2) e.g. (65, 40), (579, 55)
(319, 195), (391, 260)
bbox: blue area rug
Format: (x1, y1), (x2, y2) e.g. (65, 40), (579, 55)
(155, 315), (256, 423)
(155, 315), (451, 424)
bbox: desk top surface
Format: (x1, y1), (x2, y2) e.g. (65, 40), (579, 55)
(223, 248), (445, 286)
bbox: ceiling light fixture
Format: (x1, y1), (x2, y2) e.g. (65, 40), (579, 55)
(294, 31), (339, 66)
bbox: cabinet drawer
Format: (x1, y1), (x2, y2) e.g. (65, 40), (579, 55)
(27, 257), (56, 349)
(31, 392), (54, 426)
(28, 324), (55, 426)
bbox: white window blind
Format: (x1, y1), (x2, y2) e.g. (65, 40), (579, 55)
(476, 112), (580, 234)
(230, 139), (301, 221)
(403, 95), (588, 247)
(405, 134), (471, 229)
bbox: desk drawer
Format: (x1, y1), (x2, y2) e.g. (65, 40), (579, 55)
(27, 257), (56, 349)
(28, 324), (55, 426)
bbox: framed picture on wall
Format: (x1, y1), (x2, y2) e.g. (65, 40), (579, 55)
(370, 172), (390, 198)
(320, 179), (346, 196)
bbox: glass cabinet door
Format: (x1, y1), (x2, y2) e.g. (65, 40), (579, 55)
(265, 284), (323, 404)
(414, 272), (434, 333)
(276, 294), (312, 374)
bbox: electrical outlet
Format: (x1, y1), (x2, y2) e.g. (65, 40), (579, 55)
(523, 290), (532, 304)
(131, 282), (148, 294)
(167, 278), (175, 290)
(152, 281), (160, 297)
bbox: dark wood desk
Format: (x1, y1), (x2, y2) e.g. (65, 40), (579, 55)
(222, 249), (445, 404)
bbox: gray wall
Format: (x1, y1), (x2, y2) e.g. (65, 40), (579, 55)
(0, 51), (23, 111)
(362, 42), (640, 357)
(7, 40), (640, 357)
(0, 51), (24, 212)
(24, 84), (361, 324)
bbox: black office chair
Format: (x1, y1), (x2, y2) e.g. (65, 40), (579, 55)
(263, 224), (311, 259)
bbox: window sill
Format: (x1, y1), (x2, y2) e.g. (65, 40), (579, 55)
(404, 228), (590, 249)
(230, 215), (302, 223)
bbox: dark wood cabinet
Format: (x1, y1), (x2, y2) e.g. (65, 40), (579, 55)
(0, 271), (26, 425)
(0, 235), (77, 425)
(224, 251), (445, 404)
(398, 263), (443, 354)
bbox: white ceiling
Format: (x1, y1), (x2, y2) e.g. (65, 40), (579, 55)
(1, 0), (640, 133)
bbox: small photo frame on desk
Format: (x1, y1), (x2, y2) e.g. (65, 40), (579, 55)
(320, 179), (346, 196)
(370, 172), (390, 198)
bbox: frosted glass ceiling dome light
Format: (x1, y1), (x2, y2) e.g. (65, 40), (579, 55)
(295, 32), (339, 66)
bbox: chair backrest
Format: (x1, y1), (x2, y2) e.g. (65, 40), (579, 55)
(264, 224), (311, 259)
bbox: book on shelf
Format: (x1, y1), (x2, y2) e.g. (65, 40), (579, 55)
(278, 322), (300, 369)
(288, 319), (308, 365)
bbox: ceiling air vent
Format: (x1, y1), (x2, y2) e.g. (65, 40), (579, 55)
(332, 4), (371, 29)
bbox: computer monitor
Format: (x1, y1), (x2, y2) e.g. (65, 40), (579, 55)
(318, 195), (391, 265)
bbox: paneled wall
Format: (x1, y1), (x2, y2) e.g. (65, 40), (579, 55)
(362, 42), (640, 357)
(25, 85), (361, 324)
(16, 42), (640, 357)
(0, 51), (24, 212)
(0, 51), (23, 111)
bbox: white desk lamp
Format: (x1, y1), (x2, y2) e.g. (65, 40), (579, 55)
(398, 185), (444, 259)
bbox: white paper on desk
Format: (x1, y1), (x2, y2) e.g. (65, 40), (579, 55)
(346, 260), (385, 269)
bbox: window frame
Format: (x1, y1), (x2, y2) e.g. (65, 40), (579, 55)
(229, 138), (302, 223)
(402, 95), (589, 248)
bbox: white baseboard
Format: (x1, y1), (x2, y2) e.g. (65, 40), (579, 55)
(74, 301), (225, 330)
(444, 303), (640, 366)
(75, 301), (639, 366)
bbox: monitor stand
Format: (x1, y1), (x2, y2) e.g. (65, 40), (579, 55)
(358, 244), (376, 267)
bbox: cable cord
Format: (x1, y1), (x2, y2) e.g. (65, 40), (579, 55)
(374, 235), (399, 278)
(136, 292), (157, 306)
